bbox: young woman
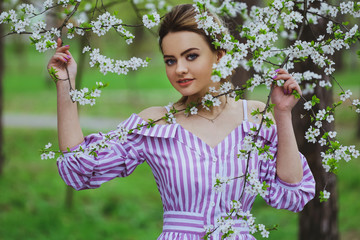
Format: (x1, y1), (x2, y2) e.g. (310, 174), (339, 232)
(48, 4), (315, 239)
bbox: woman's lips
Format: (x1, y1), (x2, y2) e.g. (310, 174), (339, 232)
(177, 78), (194, 87)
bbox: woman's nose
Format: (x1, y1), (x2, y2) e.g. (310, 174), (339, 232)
(175, 60), (188, 75)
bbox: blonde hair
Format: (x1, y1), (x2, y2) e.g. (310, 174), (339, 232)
(158, 4), (228, 104)
(159, 4), (226, 53)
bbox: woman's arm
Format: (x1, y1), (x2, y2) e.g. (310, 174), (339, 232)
(47, 38), (84, 151)
(271, 69), (303, 183)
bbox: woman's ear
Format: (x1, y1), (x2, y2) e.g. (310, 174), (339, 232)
(216, 50), (225, 63)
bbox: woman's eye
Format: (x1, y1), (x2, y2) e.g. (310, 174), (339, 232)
(187, 53), (198, 61)
(165, 59), (175, 66)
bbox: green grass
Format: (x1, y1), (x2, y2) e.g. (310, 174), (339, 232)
(0, 129), (163, 240)
(2, 40), (360, 240)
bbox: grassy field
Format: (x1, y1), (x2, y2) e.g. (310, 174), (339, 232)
(1, 40), (360, 240)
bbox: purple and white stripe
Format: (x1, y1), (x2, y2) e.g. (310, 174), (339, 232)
(58, 105), (315, 240)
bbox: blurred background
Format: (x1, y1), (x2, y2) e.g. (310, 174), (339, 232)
(0, 0), (360, 239)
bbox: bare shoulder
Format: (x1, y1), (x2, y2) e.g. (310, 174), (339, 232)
(247, 100), (266, 111)
(138, 106), (167, 122)
(246, 100), (275, 123)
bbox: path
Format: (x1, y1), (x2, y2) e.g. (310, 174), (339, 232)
(4, 113), (122, 131)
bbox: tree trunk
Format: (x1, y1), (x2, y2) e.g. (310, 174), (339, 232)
(0, 0), (5, 175)
(294, 85), (338, 240)
(358, 89), (360, 139)
(229, 0), (260, 89)
(292, 15), (339, 240)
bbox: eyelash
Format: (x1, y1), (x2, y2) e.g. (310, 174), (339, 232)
(165, 59), (176, 66)
(164, 53), (199, 66)
(187, 53), (199, 61)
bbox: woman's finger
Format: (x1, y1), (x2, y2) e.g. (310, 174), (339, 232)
(54, 52), (72, 62)
(273, 69), (302, 95)
(284, 81), (302, 95)
(274, 68), (288, 75)
(50, 53), (70, 65)
(56, 41), (70, 54)
(273, 73), (292, 81)
(56, 38), (62, 49)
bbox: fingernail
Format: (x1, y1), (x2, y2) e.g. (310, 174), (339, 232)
(65, 45), (69, 47)
(67, 55), (71, 58)
(284, 89), (287, 94)
(275, 69), (280, 72)
(63, 57), (68, 61)
(272, 75), (277, 79)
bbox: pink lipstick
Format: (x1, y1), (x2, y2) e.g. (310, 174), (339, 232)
(177, 78), (194, 87)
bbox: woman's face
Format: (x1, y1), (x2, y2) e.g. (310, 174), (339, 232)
(162, 31), (220, 100)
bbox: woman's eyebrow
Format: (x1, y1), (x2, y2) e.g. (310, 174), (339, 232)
(163, 47), (200, 58)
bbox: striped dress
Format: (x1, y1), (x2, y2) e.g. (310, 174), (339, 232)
(57, 100), (315, 240)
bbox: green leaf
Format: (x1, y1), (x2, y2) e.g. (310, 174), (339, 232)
(311, 95), (320, 105)
(46, 40), (56, 48)
(48, 67), (59, 83)
(292, 90), (301, 99)
(319, 190), (329, 203)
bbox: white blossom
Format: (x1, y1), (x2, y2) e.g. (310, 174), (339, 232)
(328, 131), (337, 138)
(190, 106), (198, 115)
(166, 112), (176, 124)
(316, 109), (326, 120)
(43, 0), (54, 9)
(315, 121), (322, 128)
(304, 101), (312, 111)
(45, 142), (52, 149)
(214, 174), (231, 193)
(245, 170), (268, 198)
(326, 115), (334, 123)
(89, 48), (148, 75)
(340, 90), (352, 101)
(113, 124), (129, 144)
(82, 46), (91, 53)
(17, 3), (36, 15)
(353, 99), (360, 106)
(305, 127), (321, 143)
(208, 87), (218, 93)
(322, 190), (330, 200)
(219, 82), (233, 94)
(142, 11), (160, 29)
(319, 138), (327, 146)
(319, 80), (332, 88)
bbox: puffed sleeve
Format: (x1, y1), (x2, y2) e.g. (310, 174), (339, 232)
(259, 152), (315, 212)
(57, 116), (146, 191)
(246, 122), (316, 213)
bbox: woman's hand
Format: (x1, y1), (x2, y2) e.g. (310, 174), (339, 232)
(270, 69), (304, 183)
(47, 38), (77, 84)
(271, 68), (302, 112)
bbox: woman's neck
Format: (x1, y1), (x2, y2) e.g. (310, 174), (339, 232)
(183, 94), (228, 118)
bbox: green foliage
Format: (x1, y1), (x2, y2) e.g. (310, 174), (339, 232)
(48, 67), (59, 83)
(147, 119), (156, 128)
(319, 190), (329, 203)
(311, 95), (320, 106)
(291, 90), (301, 99)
